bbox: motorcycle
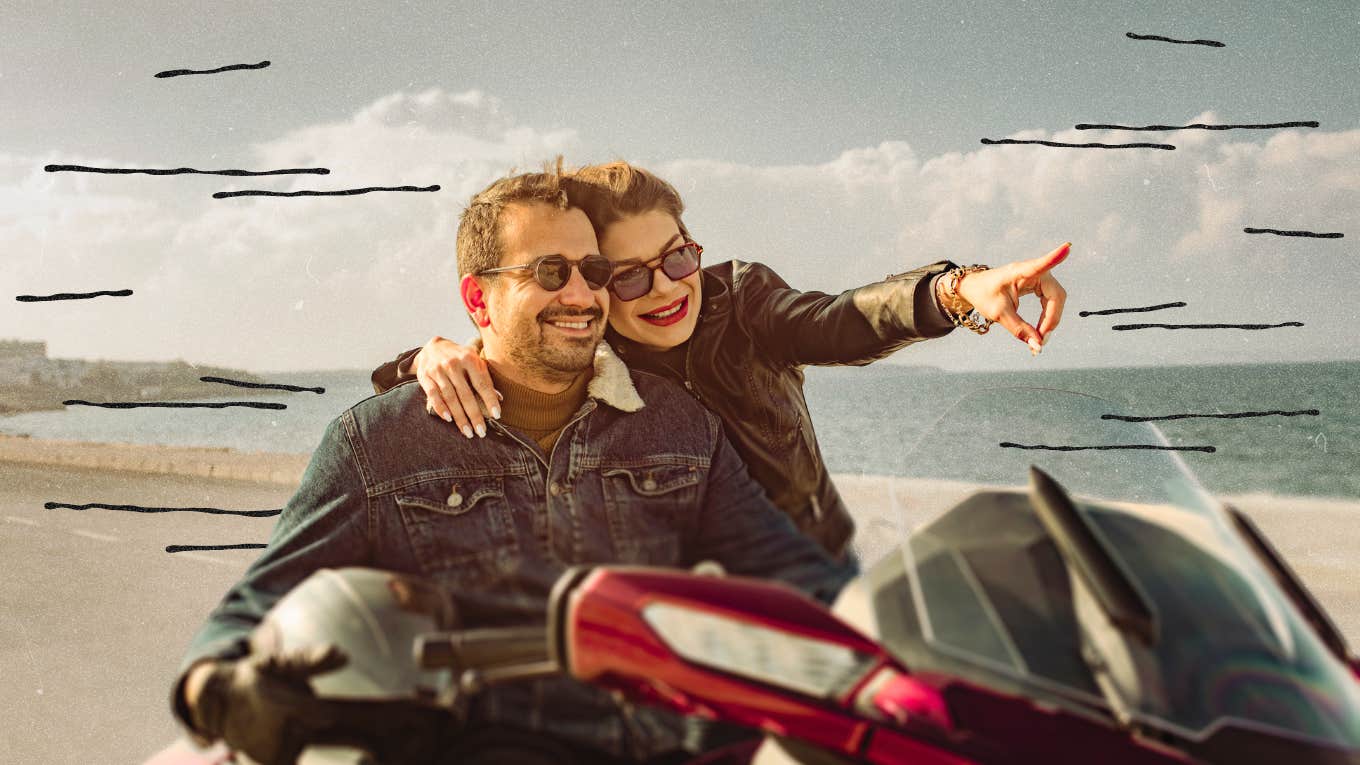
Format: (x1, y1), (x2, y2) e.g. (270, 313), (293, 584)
(146, 387), (1360, 764)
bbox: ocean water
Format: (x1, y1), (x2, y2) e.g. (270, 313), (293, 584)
(2, 361), (1357, 499)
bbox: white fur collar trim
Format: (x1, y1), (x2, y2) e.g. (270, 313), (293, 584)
(466, 337), (644, 413)
(587, 342), (645, 413)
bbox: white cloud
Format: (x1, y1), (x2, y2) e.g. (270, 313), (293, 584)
(3, 98), (1357, 372)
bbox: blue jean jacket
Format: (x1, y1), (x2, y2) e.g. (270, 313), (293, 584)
(178, 343), (854, 758)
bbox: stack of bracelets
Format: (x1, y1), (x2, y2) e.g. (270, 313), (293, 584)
(938, 265), (992, 334)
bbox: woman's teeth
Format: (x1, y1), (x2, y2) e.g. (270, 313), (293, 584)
(643, 301), (683, 319)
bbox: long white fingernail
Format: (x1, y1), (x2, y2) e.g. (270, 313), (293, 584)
(475, 424), (486, 438)
(1028, 338), (1043, 355)
(461, 425), (474, 439)
(442, 412), (452, 423)
(491, 406), (501, 419)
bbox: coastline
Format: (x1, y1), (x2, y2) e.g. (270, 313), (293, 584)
(4, 435), (1358, 511)
(0, 434), (310, 485)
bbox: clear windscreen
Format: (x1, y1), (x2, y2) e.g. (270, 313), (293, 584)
(879, 387), (1360, 747)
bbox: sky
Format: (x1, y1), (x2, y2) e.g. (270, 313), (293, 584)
(2, 0), (1358, 372)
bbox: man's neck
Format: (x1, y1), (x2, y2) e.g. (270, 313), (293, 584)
(484, 358), (581, 395)
(487, 365), (592, 454)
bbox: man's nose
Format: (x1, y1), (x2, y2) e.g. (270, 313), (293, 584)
(556, 265), (598, 307)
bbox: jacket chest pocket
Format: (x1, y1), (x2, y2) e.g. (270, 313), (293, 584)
(600, 464), (702, 565)
(394, 477), (520, 587)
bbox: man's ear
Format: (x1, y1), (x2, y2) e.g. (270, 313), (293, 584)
(460, 275), (492, 328)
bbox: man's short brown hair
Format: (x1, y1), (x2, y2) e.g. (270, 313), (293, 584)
(567, 161), (691, 241)
(456, 161), (576, 278)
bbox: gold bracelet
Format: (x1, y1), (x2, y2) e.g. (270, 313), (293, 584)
(941, 265), (992, 334)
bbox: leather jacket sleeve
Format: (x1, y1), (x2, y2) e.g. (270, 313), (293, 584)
(371, 347), (421, 393)
(731, 260), (957, 367)
(686, 419), (856, 604)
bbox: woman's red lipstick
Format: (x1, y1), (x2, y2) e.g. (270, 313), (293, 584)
(639, 296), (688, 327)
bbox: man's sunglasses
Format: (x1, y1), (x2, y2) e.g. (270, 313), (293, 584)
(476, 253), (614, 292)
(609, 242), (703, 302)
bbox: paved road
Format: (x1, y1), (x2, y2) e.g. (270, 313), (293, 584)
(0, 463), (289, 765)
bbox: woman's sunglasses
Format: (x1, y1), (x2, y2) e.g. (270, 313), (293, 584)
(476, 253), (614, 292)
(609, 242), (703, 302)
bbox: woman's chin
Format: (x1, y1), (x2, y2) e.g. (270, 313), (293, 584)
(612, 316), (697, 351)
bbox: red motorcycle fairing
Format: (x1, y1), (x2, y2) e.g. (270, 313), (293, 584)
(554, 565), (971, 765)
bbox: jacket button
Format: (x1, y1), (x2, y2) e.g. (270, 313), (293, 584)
(549, 482), (562, 496)
(641, 478), (658, 491)
(446, 491), (463, 507)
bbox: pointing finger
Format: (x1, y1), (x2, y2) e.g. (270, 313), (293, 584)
(1015, 242), (1071, 281)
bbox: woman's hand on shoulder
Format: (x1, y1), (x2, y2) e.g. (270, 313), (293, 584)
(955, 242), (1069, 351)
(414, 336), (501, 438)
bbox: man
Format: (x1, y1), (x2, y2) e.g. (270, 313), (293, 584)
(170, 168), (852, 763)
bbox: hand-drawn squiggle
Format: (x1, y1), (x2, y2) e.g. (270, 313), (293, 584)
(1076, 121), (1317, 131)
(212, 185), (441, 199)
(45, 165), (328, 177)
(1126, 32), (1225, 47)
(1080, 302), (1185, 317)
(980, 138), (1175, 150)
(154, 60), (271, 78)
(166, 544), (267, 553)
(17, 289), (133, 302)
(63, 400), (287, 410)
(1244, 227), (1344, 239)
(1101, 409), (1320, 422)
(45, 502), (281, 517)
(201, 376), (325, 394)
(1111, 322), (1304, 330)
(1001, 442), (1217, 453)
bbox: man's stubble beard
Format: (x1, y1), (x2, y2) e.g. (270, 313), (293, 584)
(503, 308), (604, 386)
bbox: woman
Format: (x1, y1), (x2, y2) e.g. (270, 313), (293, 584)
(372, 161), (1069, 559)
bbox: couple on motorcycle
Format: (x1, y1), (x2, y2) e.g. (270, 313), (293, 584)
(171, 160), (1070, 764)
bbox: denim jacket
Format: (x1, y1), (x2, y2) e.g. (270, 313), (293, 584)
(374, 259), (957, 559)
(178, 343), (853, 759)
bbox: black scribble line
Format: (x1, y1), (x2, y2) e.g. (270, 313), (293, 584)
(980, 138), (1175, 151)
(1001, 442), (1216, 453)
(201, 376), (325, 394)
(63, 400), (287, 410)
(1101, 409), (1320, 423)
(16, 289), (133, 302)
(1080, 301), (1185, 317)
(45, 164), (328, 177)
(1126, 32), (1225, 48)
(166, 543), (268, 553)
(213, 185), (441, 199)
(1076, 121), (1317, 131)
(154, 60), (271, 78)
(1243, 227), (1344, 239)
(1111, 322), (1304, 331)
(45, 502), (281, 518)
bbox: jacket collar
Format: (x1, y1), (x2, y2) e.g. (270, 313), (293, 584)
(467, 336), (644, 414)
(586, 341), (645, 412)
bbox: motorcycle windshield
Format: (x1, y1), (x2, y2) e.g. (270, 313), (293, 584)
(881, 386), (1360, 748)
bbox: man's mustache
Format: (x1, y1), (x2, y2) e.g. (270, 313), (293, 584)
(538, 307), (604, 323)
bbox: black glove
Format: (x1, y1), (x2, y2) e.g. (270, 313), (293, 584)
(190, 644), (348, 765)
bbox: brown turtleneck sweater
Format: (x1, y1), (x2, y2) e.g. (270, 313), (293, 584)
(491, 368), (592, 454)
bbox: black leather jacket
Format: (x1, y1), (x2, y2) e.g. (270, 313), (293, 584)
(372, 259), (956, 557)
